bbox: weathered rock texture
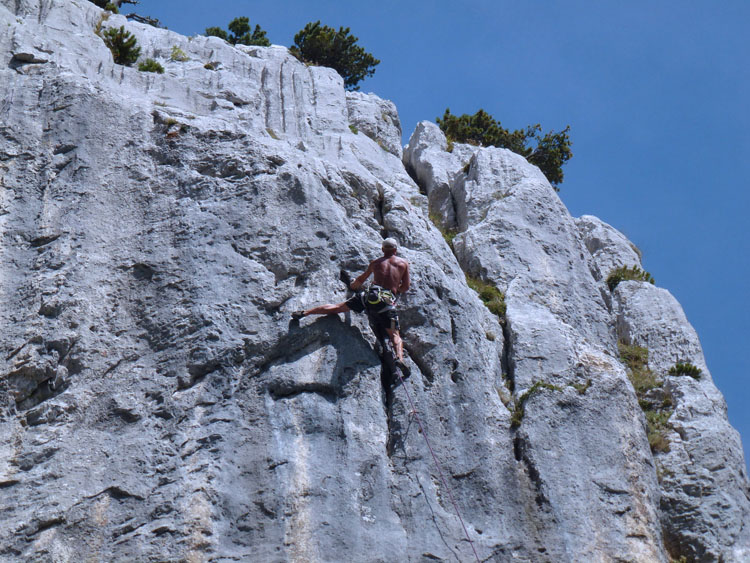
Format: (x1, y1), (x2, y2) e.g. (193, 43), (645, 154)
(1, 1), (748, 561)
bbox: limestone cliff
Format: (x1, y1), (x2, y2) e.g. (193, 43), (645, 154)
(1, 1), (748, 561)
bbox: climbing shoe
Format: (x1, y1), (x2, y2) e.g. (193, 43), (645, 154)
(291, 311), (306, 321)
(396, 359), (411, 378)
(339, 268), (352, 290)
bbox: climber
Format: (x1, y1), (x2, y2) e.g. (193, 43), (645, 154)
(292, 237), (411, 377)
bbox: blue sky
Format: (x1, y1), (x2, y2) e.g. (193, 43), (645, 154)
(132, 1), (750, 461)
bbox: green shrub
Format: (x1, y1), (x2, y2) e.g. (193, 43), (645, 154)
(669, 362), (702, 380)
(138, 58), (164, 73)
(289, 21), (379, 90)
(606, 265), (655, 291)
(104, 2), (118, 12)
(466, 274), (506, 320)
(170, 45), (189, 62)
(101, 25), (141, 66)
(436, 108), (572, 187)
(349, 124), (358, 134)
(206, 17), (270, 47)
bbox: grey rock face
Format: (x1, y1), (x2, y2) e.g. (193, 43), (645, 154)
(1, 1), (748, 562)
(575, 214), (643, 281)
(615, 282), (750, 561)
(346, 91), (403, 159)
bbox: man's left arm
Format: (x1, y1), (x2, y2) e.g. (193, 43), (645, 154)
(351, 263), (374, 290)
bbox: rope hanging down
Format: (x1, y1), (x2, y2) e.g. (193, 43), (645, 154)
(394, 369), (481, 563)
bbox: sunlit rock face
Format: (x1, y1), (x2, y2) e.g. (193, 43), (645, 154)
(1, 1), (748, 561)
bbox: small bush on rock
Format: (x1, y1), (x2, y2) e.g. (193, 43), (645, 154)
(606, 265), (655, 291)
(101, 25), (140, 65)
(289, 21), (379, 91)
(206, 17), (270, 47)
(138, 58), (164, 73)
(170, 45), (189, 62)
(668, 362), (702, 380)
(436, 108), (572, 187)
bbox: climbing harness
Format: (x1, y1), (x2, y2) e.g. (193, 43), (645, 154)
(391, 356), (481, 563)
(366, 284), (397, 312)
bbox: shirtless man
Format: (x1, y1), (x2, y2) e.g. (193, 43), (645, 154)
(292, 238), (411, 376)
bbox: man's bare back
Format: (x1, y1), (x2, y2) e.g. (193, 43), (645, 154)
(351, 253), (410, 295)
(371, 255), (409, 294)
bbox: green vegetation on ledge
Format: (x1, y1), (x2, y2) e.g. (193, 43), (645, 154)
(428, 212), (458, 248)
(101, 25), (141, 66)
(669, 362), (702, 380)
(465, 274), (506, 320)
(606, 265), (655, 291)
(206, 17), (271, 47)
(619, 341), (673, 453)
(138, 58), (164, 73)
(289, 21), (379, 91)
(436, 108), (572, 188)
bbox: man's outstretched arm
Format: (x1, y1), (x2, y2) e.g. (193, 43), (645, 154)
(351, 263), (374, 290)
(399, 263), (411, 294)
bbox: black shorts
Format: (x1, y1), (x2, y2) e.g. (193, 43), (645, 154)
(345, 294), (401, 332)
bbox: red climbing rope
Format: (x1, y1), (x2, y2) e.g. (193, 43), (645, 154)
(394, 369), (481, 563)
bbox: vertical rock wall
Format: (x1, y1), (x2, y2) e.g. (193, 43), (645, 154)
(1, 1), (748, 561)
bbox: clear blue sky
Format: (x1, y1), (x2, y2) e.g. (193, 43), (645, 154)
(131, 0), (750, 462)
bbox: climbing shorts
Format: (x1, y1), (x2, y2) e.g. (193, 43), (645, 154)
(345, 293), (401, 332)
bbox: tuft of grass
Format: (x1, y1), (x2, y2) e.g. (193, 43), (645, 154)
(348, 124), (358, 134)
(266, 128), (280, 140)
(570, 379), (592, 394)
(618, 342), (659, 394)
(510, 382), (561, 428)
(668, 362), (702, 380)
(170, 45), (189, 62)
(646, 410), (673, 453)
(466, 274), (506, 320)
(93, 12), (111, 37)
(446, 139), (454, 153)
(204, 61), (219, 70)
(138, 58), (164, 73)
(619, 340), (673, 454)
(606, 265), (655, 291)
(428, 212), (458, 247)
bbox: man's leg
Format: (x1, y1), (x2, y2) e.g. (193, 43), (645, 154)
(385, 327), (410, 378)
(293, 303), (350, 319)
(385, 328), (404, 361)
